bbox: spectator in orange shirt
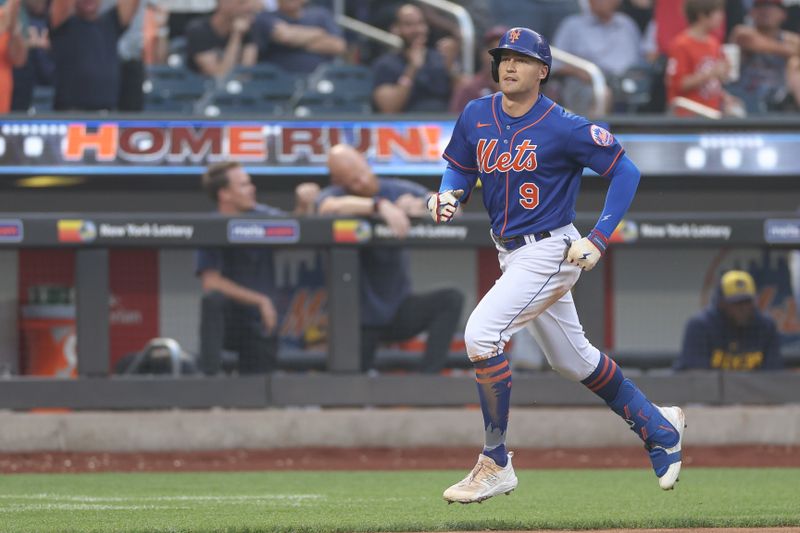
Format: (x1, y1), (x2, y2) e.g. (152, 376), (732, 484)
(654, 0), (726, 57)
(1, 0), (29, 113)
(10, 0), (53, 111)
(665, 0), (741, 116)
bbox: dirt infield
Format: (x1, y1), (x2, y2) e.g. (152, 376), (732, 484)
(0, 445), (797, 473)
(427, 530), (800, 533)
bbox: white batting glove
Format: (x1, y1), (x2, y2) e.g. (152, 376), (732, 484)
(566, 230), (609, 272)
(426, 189), (464, 223)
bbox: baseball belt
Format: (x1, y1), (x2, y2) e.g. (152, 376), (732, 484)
(491, 230), (551, 251)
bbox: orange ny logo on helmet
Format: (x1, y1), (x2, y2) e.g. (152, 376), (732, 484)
(508, 29), (521, 43)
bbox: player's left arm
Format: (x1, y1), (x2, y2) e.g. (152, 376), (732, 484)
(567, 154), (640, 271)
(565, 121), (640, 271)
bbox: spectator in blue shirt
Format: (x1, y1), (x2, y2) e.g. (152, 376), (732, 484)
(676, 270), (783, 371)
(185, 0), (258, 79)
(371, 3), (454, 113)
(196, 161), (284, 375)
(492, 0), (581, 42)
(317, 143), (464, 374)
(551, 0), (644, 115)
(728, 0), (800, 114)
(49, 0), (140, 110)
(254, 0), (345, 74)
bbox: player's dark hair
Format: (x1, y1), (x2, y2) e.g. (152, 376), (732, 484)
(202, 161), (240, 202)
(684, 0), (723, 24)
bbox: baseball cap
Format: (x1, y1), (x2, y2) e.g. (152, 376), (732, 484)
(719, 270), (756, 303)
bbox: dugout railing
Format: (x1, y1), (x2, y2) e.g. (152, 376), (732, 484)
(0, 212), (798, 410)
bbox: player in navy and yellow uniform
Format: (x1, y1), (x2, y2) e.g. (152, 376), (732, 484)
(677, 270), (783, 371)
(428, 27), (686, 504)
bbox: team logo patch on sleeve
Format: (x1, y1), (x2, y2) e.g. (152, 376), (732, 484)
(590, 125), (614, 146)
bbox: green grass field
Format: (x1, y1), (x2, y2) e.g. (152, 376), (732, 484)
(1, 468), (799, 533)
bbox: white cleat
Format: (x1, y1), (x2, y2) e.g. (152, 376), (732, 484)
(443, 452), (518, 504)
(654, 406), (686, 490)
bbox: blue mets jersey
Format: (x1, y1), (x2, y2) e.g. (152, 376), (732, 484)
(443, 93), (625, 237)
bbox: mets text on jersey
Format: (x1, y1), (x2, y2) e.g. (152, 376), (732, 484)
(477, 139), (538, 173)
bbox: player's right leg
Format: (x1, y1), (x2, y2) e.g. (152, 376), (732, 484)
(443, 232), (577, 503)
(529, 296), (686, 490)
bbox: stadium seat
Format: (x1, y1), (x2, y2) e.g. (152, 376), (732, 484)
(308, 63), (373, 100)
(167, 36), (187, 68)
(233, 63), (288, 83)
(145, 64), (204, 84)
(611, 65), (654, 114)
(292, 63), (374, 116)
(29, 85), (54, 114)
(233, 63), (307, 96)
(143, 66), (210, 113)
(205, 76), (297, 116)
(293, 90), (372, 116)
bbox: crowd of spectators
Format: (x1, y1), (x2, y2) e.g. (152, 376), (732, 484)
(3, 0), (800, 116)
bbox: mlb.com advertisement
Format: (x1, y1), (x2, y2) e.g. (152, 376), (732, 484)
(0, 219), (23, 243)
(228, 220), (300, 243)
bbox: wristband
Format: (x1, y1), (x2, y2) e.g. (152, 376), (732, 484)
(587, 228), (609, 254)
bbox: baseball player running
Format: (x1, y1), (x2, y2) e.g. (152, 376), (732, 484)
(428, 27), (686, 504)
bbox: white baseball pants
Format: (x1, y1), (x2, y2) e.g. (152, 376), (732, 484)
(464, 223), (601, 382)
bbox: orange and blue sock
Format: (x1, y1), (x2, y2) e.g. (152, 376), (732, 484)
(581, 353), (623, 403)
(583, 354), (678, 459)
(474, 353), (512, 467)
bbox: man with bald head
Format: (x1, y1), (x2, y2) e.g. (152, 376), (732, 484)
(372, 3), (454, 113)
(317, 144), (464, 373)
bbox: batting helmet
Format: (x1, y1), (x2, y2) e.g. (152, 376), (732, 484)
(489, 27), (552, 84)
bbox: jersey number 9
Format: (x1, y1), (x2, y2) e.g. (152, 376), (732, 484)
(519, 182), (540, 210)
